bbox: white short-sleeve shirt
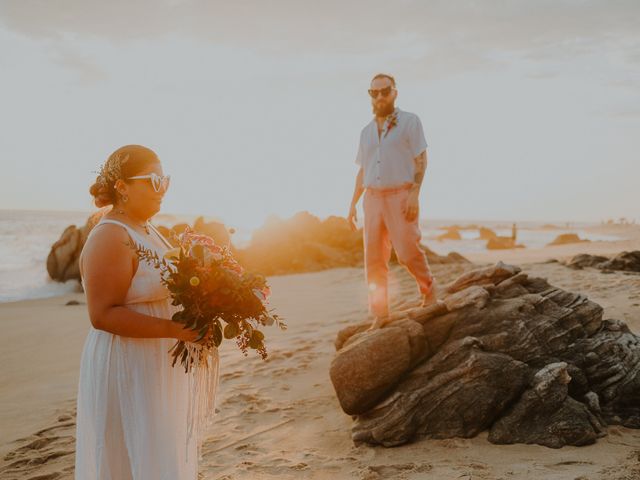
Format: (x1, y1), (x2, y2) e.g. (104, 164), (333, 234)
(355, 108), (428, 188)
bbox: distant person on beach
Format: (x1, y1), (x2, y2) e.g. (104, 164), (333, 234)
(347, 73), (435, 328)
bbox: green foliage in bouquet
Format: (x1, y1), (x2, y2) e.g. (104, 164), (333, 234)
(133, 228), (285, 372)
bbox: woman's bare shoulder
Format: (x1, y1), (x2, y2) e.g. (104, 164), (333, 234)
(85, 222), (132, 249)
(81, 222), (136, 268)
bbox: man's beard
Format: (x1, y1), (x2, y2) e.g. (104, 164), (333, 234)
(373, 101), (395, 118)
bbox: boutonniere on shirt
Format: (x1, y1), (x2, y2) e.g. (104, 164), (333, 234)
(384, 111), (398, 137)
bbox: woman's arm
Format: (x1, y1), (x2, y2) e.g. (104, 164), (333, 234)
(81, 224), (197, 341)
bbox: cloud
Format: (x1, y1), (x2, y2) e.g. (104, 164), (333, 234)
(524, 70), (560, 80)
(51, 46), (109, 84)
(606, 107), (640, 119)
(1, 0), (639, 82)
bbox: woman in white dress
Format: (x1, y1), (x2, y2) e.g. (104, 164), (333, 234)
(75, 145), (218, 479)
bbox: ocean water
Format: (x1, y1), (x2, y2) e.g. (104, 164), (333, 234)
(0, 210), (91, 303)
(421, 221), (621, 255)
(0, 210), (254, 303)
(0, 210), (621, 303)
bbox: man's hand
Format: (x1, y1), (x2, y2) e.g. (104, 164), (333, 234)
(348, 168), (365, 231)
(404, 189), (420, 222)
(348, 204), (358, 231)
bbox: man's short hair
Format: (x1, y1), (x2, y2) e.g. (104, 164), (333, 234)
(371, 73), (396, 87)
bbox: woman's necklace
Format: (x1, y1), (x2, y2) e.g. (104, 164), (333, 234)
(115, 209), (151, 235)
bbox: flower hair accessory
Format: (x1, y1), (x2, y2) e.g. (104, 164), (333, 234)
(96, 152), (130, 187)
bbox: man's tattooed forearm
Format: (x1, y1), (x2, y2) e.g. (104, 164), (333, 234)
(414, 151), (427, 186)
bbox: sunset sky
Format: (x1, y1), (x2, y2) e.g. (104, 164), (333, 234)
(0, 1), (638, 231)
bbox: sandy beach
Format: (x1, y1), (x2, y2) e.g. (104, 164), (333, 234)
(1, 227), (640, 480)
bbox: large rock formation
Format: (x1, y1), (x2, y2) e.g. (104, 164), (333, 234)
(48, 210), (469, 282)
(47, 212), (234, 283)
(330, 262), (640, 448)
(46, 212), (102, 282)
(235, 212), (365, 275)
(232, 212), (468, 275)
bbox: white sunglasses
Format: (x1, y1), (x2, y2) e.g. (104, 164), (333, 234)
(127, 173), (171, 192)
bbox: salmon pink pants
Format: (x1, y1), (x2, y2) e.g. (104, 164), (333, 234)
(363, 185), (434, 317)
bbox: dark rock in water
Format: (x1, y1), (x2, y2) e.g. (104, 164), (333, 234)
(486, 237), (525, 250)
(47, 213), (102, 282)
(548, 233), (589, 246)
(47, 225), (83, 282)
(436, 228), (462, 241)
(330, 262), (640, 448)
(565, 251), (640, 273)
(477, 227), (497, 240)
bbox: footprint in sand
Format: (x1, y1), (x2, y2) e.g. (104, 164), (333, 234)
(0, 410), (76, 480)
(243, 458), (310, 475)
(221, 370), (244, 380)
(549, 460), (595, 468)
(257, 366), (297, 376)
(358, 462), (432, 479)
(25, 474), (63, 480)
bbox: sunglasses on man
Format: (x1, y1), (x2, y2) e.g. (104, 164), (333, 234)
(127, 173), (171, 192)
(368, 86), (394, 99)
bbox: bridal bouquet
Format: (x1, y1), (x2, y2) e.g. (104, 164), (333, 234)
(134, 227), (285, 372)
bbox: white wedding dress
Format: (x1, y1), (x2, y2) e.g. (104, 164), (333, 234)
(75, 219), (219, 480)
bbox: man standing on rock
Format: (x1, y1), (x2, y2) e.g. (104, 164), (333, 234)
(348, 73), (435, 327)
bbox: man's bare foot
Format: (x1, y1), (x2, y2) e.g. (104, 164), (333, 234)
(421, 285), (439, 307)
(367, 315), (389, 330)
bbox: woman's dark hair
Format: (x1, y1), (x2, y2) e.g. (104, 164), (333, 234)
(89, 145), (159, 208)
